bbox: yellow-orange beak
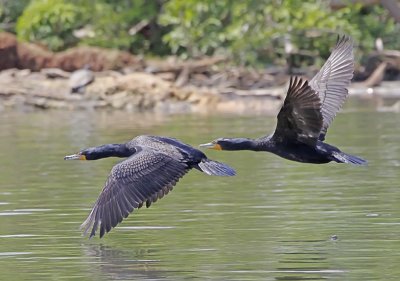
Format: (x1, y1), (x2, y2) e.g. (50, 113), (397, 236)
(199, 142), (222, 150)
(64, 153), (86, 160)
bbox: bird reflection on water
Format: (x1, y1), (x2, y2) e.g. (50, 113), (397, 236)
(82, 244), (167, 280)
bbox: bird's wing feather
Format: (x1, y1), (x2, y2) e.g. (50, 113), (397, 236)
(272, 77), (323, 146)
(309, 35), (354, 140)
(80, 147), (189, 238)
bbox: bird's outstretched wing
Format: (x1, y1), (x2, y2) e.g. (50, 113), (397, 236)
(272, 77), (323, 146)
(309, 35), (354, 140)
(80, 147), (189, 238)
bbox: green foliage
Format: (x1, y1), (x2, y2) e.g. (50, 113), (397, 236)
(77, 0), (168, 54)
(159, 0), (233, 58)
(10, 0), (400, 67)
(16, 0), (84, 51)
(343, 4), (400, 53)
(160, 0), (399, 66)
(160, 0), (357, 64)
(0, 0), (30, 32)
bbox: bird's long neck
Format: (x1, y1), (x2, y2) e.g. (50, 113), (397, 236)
(89, 144), (133, 159)
(224, 138), (260, 151)
(254, 135), (276, 152)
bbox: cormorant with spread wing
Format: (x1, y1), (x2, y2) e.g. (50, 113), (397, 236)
(200, 36), (366, 165)
(65, 135), (236, 238)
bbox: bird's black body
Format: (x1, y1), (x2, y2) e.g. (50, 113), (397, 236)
(64, 135), (235, 238)
(256, 137), (341, 164)
(212, 135), (364, 165)
(200, 36), (367, 166)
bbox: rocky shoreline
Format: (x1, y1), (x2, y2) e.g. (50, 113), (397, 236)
(1, 67), (399, 114)
(0, 67), (285, 114)
(0, 31), (399, 114)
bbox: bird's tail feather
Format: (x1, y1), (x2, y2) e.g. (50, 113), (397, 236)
(198, 159), (236, 176)
(332, 151), (367, 166)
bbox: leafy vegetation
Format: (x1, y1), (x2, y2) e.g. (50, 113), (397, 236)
(16, 0), (83, 51)
(1, 0), (398, 66)
(0, 0), (30, 31)
(76, 0), (169, 54)
(160, 0), (398, 66)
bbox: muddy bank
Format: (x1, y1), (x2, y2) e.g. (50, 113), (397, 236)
(0, 32), (142, 71)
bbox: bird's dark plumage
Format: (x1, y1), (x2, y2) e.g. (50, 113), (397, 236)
(200, 35), (367, 166)
(273, 77), (323, 146)
(64, 135), (235, 238)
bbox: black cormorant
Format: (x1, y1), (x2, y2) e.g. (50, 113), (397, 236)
(64, 135), (236, 238)
(200, 36), (367, 165)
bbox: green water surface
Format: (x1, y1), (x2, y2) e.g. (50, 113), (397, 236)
(0, 105), (399, 280)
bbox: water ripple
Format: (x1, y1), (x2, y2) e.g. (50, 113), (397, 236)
(0, 212), (32, 216)
(118, 226), (175, 230)
(0, 234), (38, 238)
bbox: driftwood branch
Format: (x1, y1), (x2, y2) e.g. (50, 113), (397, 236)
(362, 62), (387, 87)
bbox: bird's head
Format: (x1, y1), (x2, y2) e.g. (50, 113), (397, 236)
(64, 144), (132, 161)
(199, 138), (256, 151)
(64, 147), (99, 160)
